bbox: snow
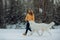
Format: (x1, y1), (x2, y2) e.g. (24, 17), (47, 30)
(6, 22), (26, 29)
(53, 25), (60, 29)
(39, 8), (43, 13)
(0, 29), (60, 40)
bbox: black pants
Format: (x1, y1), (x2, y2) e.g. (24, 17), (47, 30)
(25, 21), (32, 35)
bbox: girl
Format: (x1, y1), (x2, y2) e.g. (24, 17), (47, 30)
(23, 9), (35, 35)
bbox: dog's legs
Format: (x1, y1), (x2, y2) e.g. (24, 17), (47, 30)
(36, 31), (41, 36)
(39, 29), (45, 36)
(36, 30), (44, 36)
(40, 31), (44, 36)
(29, 29), (35, 36)
(47, 29), (52, 35)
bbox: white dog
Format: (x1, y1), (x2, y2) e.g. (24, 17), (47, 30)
(29, 21), (55, 36)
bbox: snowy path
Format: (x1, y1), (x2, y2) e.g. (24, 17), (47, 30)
(0, 29), (60, 40)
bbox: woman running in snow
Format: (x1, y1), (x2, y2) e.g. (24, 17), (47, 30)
(23, 8), (35, 36)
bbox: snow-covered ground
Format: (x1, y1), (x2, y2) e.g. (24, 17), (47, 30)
(53, 25), (60, 29)
(0, 29), (60, 40)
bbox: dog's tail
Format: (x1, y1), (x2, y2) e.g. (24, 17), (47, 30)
(48, 22), (55, 28)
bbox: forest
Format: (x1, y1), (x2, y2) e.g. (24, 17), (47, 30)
(0, 0), (60, 28)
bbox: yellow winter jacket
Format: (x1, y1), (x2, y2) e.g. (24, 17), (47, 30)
(25, 13), (35, 21)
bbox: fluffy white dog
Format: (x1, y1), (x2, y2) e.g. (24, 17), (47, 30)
(29, 21), (55, 36)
